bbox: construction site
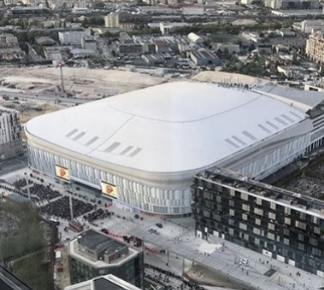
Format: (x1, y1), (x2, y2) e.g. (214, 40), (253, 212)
(0, 66), (179, 125)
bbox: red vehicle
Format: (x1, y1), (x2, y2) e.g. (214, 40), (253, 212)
(68, 220), (84, 233)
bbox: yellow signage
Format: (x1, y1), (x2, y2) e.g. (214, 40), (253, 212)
(101, 181), (117, 199)
(55, 165), (70, 181)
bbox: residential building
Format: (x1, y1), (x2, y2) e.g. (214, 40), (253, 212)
(81, 36), (97, 52)
(306, 31), (324, 63)
(65, 274), (142, 290)
(0, 106), (23, 161)
(192, 169), (324, 276)
(68, 229), (144, 288)
(105, 13), (119, 28)
(58, 31), (89, 45)
(189, 48), (219, 66)
(0, 33), (25, 60)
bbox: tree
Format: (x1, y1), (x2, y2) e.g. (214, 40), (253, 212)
(0, 202), (51, 290)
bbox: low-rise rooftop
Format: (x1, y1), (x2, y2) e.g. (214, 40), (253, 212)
(78, 230), (126, 255)
(65, 274), (142, 290)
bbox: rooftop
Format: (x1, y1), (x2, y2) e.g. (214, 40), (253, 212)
(65, 274), (142, 290)
(25, 81), (309, 174)
(78, 230), (126, 255)
(254, 83), (324, 111)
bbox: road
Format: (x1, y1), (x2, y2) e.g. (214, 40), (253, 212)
(0, 90), (97, 105)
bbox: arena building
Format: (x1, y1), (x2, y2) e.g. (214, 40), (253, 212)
(25, 81), (323, 215)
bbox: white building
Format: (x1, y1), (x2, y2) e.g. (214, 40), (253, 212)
(293, 19), (324, 34)
(187, 32), (203, 44)
(240, 0), (252, 4)
(0, 106), (23, 160)
(25, 80), (324, 215)
(265, 0), (319, 9)
(58, 31), (89, 45)
(105, 12), (119, 28)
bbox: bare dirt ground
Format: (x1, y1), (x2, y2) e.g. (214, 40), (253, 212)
(0, 67), (170, 98)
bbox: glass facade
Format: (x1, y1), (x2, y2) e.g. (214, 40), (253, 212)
(192, 170), (324, 276)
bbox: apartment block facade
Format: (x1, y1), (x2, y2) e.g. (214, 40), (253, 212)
(0, 106), (23, 161)
(306, 31), (324, 63)
(192, 169), (324, 276)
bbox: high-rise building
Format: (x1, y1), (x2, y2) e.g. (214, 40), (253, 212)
(104, 13), (119, 28)
(68, 229), (144, 288)
(192, 169), (324, 276)
(0, 106), (23, 161)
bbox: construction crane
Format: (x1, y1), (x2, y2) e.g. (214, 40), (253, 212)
(55, 60), (65, 95)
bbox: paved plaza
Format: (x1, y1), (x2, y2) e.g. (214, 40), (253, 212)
(1, 167), (324, 290)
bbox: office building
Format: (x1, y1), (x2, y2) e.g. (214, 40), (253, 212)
(68, 229), (144, 288)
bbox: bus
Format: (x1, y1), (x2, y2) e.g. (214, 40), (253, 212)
(68, 220), (84, 233)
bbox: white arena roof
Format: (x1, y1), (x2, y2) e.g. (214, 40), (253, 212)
(25, 81), (307, 174)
